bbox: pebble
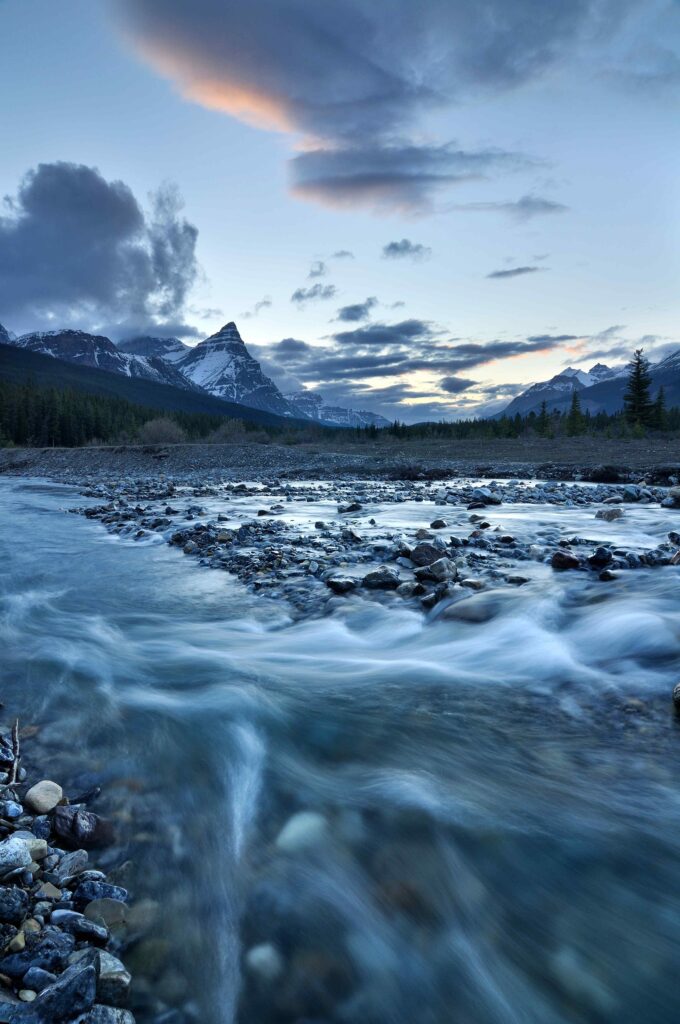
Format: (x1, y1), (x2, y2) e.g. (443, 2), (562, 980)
(275, 812), (329, 853)
(24, 782), (63, 816)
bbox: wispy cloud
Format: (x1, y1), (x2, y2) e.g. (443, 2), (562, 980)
(290, 282), (337, 305)
(487, 265), (543, 279)
(382, 239), (432, 261)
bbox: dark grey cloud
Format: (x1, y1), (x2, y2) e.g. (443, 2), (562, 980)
(439, 376), (478, 394)
(291, 143), (533, 212)
(526, 333), (579, 344)
(487, 265), (542, 279)
(335, 297), (378, 322)
(272, 337), (312, 359)
(115, 0), (627, 210)
(0, 162), (198, 334)
(382, 239), (432, 261)
(331, 250), (355, 260)
(331, 318), (438, 347)
(308, 260), (327, 278)
(450, 194), (569, 220)
(290, 283), (337, 305)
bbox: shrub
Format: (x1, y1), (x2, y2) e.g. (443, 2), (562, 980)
(137, 417), (187, 444)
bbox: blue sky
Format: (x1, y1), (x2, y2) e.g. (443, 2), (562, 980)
(1, 0), (679, 419)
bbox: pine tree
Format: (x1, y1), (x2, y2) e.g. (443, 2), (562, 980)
(652, 385), (667, 430)
(537, 400), (550, 436)
(566, 390), (585, 435)
(623, 349), (654, 427)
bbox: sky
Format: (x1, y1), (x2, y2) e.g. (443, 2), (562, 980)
(1, 0), (679, 421)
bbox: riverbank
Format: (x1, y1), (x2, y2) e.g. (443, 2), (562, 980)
(1, 437), (680, 485)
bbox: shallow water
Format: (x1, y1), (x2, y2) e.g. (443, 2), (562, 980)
(1, 478), (679, 1023)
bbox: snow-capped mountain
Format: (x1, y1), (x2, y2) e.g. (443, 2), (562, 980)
(499, 362), (626, 417)
(117, 335), (190, 363)
(8, 330), (194, 390)
(0, 322), (10, 346)
(498, 355), (679, 417)
(286, 389), (391, 428)
(174, 322), (299, 417)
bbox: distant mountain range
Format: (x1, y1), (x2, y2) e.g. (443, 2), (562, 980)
(498, 353), (680, 418)
(0, 320), (390, 428)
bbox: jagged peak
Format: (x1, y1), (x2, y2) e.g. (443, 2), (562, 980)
(203, 321), (244, 345)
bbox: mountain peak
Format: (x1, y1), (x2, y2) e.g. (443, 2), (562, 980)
(205, 322), (244, 345)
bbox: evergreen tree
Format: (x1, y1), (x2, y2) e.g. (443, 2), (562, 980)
(653, 385), (667, 430)
(537, 400), (550, 436)
(566, 390), (585, 435)
(623, 349), (654, 427)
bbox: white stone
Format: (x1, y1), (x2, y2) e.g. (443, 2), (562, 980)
(245, 943), (284, 982)
(275, 811), (329, 853)
(25, 780), (63, 814)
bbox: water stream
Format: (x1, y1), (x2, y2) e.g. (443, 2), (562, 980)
(1, 478), (679, 1023)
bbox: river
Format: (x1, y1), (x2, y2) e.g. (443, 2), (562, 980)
(1, 477), (679, 1024)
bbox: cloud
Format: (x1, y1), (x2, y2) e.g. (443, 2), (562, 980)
(290, 143), (534, 213)
(335, 297), (378, 322)
(331, 318), (438, 347)
(487, 265), (542, 279)
(242, 295), (273, 318)
(290, 283), (337, 305)
(439, 376), (478, 393)
(331, 250), (355, 260)
(449, 194), (569, 220)
(0, 162), (199, 334)
(382, 239), (432, 261)
(114, 0), (626, 211)
(308, 260), (327, 278)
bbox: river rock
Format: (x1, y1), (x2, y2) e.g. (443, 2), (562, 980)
(673, 683), (680, 710)
(362, 566), (400, 590)
(410, 542), (444, 567)
(414, 557), (457, 583)
(20, 970), (56, 995)
(78, 1007), (136, 1024)
(9, 964), (96, 1022)
(275, 812), (329, 853)
(0, 840), (32, 879)
(244, 943), (284, 983)
(55, 850), (88, 885)
(551, 550), (581, 571)
(24, 783), (62, 816)
(73, 882), (128, 907)
(0, 888), (29, 926)
(95, 952), (131, 1007)
(53, 808), (113, 849)
(596, 507), (624, 521)
(325, 576), (357, 595)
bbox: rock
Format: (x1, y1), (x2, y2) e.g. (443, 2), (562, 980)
(9, 964), (96, 1022)
(245, 943), (284, 983)
(33, 884), (60, 902)
(23, 783), (62, 816)
(362, 566), (400, 590)
(599, 569), (619, 581)
(83, 899), (126, 929)
(429, 519), (447, 529)
(325, 576), (357, 595)
(414, 557), (457, 583)
(0, 804), (23, 822)
(0, 889), (28, 926)
(460, 578), (484, 590)
(77, 1007), (135, 1024)
(73, 882), (128, 907)
(410, 542), (444, 567)
(95, 952), (131, 1007)
(551, 550), (581, 571)
(471, 487), (502, 505)
(55, 850), (88, 885)
(0, 841), (31, 879)
(20, 970), (55, 995)
(595, 507), (624, 521)
(275, 812), (329, 853)
(0, 929), (75, 978)
(587, 546), (612, 569)
(673, 683), (680, 711)
(338, 502), (362, 514)
(50, 911), (107, 946)
(53, 808), (113, 849)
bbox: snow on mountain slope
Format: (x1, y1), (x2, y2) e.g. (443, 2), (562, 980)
(499, 362), (626, 417)
(117, 335), (190, 363)
(10, 330), (194, 390)
(0, 323), (10, 346)
(175, 322), (299, 416)
(286, 389), (391, 427)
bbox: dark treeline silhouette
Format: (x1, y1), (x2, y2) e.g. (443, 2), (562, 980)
(1, 348), (678, 448)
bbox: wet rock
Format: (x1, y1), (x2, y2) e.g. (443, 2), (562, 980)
(0, 929), (75, 978)
(244, 943), (284, 983)
(79, 1007), (135, 1024)
(0, 841), (31, 879)
(83, 899), (126, 929)
(72, 882), (128, 907)
(414, 557), (457, 583)
(551, 550), (581, 571)
(275, 812), (329, 853)
(673, 683), (680, 711)
(95, 951), (131, 1007)
(325, 576), (357, 595)
(50, 911), (108, 946)
(338, 502), (362, 514)
(53, 808), (113, 849)
(20, 971), (55, 995)
(599, 569), (619, 581)
(596, 507), (624, 521)
(587, 546), (612, 569)
(0, 804), (22, 822)
(8, 963), (96, 1022)
(0, 889), (29, 926)
(54, 850), (88, 885)
(24, 783), (62, 816)
(429, 518), (447, 529)
(362, 566), (400, 590)
(410, 542), (445, 567)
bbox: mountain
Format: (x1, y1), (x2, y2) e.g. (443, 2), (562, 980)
(499, 363), (625, 418)
(10, 329), (195, 391)
(498, 354), (680, 417)
(286, 389), (391, 428)
(174, 322), (300, 417)
(0, 323), (9, 346)
(117, 335), (190, 363)
(0, 342), (310, 428)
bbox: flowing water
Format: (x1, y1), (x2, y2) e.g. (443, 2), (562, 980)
(1, 477), (679, 1024)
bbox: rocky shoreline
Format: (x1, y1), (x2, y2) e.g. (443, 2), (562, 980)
(0, 720), (133, 1024)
